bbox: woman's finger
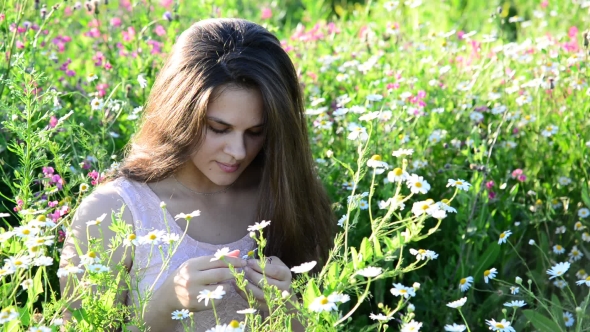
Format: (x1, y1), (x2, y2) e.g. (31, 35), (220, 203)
(244, 265), (290, 291)
(246, 258), (291, 282)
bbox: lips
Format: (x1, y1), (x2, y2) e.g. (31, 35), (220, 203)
(216, 161), (240, 173)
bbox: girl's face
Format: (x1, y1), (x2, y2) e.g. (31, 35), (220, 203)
(186, 85), (266, 191)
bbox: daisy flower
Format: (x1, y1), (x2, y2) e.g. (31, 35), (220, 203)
(0, 308), (19, 324)
(411, 200), (435, 217)
(568, 246), (583, 262)
(444, 323), (467, 332)
(210, 247), (232, 262)
(553, 279), (567, 289)
(547, 262), (570, 279)
(390, 283), (416, 298)
(437, 199), (457, 213)
(355, 266), (383, 278)
(90, 98), (104, 111)
(171, 309), (190, 320)
(369, 313), (392, 321)
(503, 300), (526, 308)
(139, 230), (165, 245)
(87, 264), (110, 273)
(576, 269), (588, 279)
(236, 308), (257, 314)
(578, 208), (590, 219)
(406, 174), (431, 194)
(574, 221), (586, 231)
(13, 225), (40, 238)
(409, 248), (439, 261)
(540, 124), (558, 137)
(459, 276), (473, 292)
(400, 320), (422, 332)
(308, 295), (337, 313)
(137, 74), (148, 88)
(388, 168), (409, 182)
(86, 213), (107, 226)
(392, 148), (414, 157)
(174, 210), (201, 221)
(583, 232), (590, 242)
(446, 297), (467, 309)
(484, 268), (497, 283)
(564, 311), (574, 327)
(5, 255), (32, 270)
(576, 276), (590, 286)
(553, 244), (565, 254)
(247, 220), (271, 232)
(498, 230), (512, 244)
(510, 286), (519, 295)
(328, 292), (350, 304)
(290, 261), (317, 274)
(486, 318), (515, 332)
(121, 233), (138, 247)
(79, 183), (89, 192)
(79, 251), (100, 265)
(557, 176), (572, 186)
(359, 200), (369, 210)
(447, 179), (471, 191)
(21, 279), (33, 290)
(197, 285), (226, 306)
(367, 154), (389, 170)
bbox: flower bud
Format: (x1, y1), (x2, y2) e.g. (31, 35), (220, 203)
(160, 201), (167, 209)
(515, 276), (522, 284)
(576, 307), (583, 314)
(413, 282), (421, 291)
(502, 308), (507, 315)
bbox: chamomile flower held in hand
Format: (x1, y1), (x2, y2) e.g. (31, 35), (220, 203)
(210, 247), (232, 262)
(247, 220), (271, 232)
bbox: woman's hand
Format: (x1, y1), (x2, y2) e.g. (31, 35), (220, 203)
(154, 249), (247, 314)
(234, 256), (293, 311)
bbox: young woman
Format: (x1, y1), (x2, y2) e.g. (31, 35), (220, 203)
(59, 18), (335, 331)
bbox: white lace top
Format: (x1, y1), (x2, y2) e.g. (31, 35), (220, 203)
(106, 177), (257, 331)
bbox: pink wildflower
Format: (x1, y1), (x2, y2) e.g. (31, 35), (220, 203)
(261, 7), (273, 20)
(110, 17), (122, 27)
(154, 25), (166, 36)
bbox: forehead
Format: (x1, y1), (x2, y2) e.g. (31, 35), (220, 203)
(206, 85), (264, 125)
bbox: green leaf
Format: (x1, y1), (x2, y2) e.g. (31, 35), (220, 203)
(350, 246), (359, 270)
(523, 310), (563, 332)
(582, 182), (590, 208)
(303, 279), (321, 306)
(472, 244), (500, 283)
(360, 237), (373, 263)
(373, 237), (383, 259)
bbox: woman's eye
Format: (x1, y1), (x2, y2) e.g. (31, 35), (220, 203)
(249, 131), (263, 136)
(208, 126), (228, 134)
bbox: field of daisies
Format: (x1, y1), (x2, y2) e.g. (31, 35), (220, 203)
(1, 0), (590, 331)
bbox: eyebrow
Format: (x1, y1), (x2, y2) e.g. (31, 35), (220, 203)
(207, 116), (265, 128)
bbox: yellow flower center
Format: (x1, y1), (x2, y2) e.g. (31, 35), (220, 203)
(484, 270), (491, 277)
(418, 249), (426, 255)
(23, 229), (30, 235)
(556, 245), (562, 251)
(14, 260), (22, 266)
(320, 297), (329, 305)
(149, 234), (157, 240)
(525, 115), (531, 120)
(393, 168), (403, 176)
(371, 154), (382, 161)
(564, 317), (570, 322)
(30, 246), (39, 253)
(88, 251), (96, 258)
(421, 204), (429, 211)
(496, 323), (505, 328)
(456, 181), (463, 185)
(247, 250), (254, 257)
(585, 276), (590, 281)
(128, 234), (136, 240)
(441, 199), (450, 204)
(499, 232), (506, 239)
(229, 320), (240, 328)
(546, 126), (553, 131)
(536, 199), (542, 205)
(37, 215), (46, 222)
(415, 182), (422, 188)
(460, 278), (466, 285)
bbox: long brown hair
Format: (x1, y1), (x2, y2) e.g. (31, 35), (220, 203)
(115, 18), (335, 271)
